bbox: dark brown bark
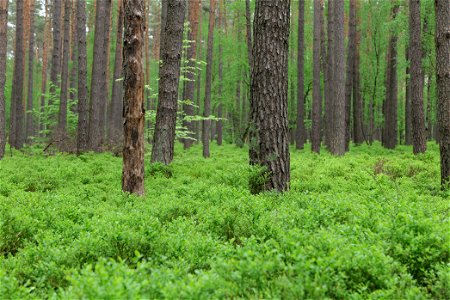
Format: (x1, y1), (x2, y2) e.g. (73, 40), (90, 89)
(324, 0), (334, 149)
(382, 5), (399, 149)
(329, 0), (346, 155)
(296, 0), (305, 150)
(109, 0), (124, 143)
(249, 0), (290, 193)
(217, 0), (224, 146)
(58, 0), (71, 136)
(202, 0), (216, 158)
(435, 0), (450, 187)
(311, 0), (321, 153)
(151, 0), (186, 164)
(26, 0), (35, 141)
(76, 0), (88, 154)
(405, 45), (412, 145)
(49, 0), (62, 107)
(409, 0), (427, 154)
(10, 0), (26, 149)
(122, 0), (145, 195)
(352, 3), (364, 145)
(0, 0), (8, 158)
(182, 0), (200, 149)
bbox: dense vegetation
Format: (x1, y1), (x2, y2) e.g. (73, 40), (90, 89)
(1, 143), (449, 298)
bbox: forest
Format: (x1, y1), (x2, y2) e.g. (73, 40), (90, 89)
(0, 0), (449, 298)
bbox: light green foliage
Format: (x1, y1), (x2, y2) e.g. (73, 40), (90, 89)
(0, 143), (448, 299)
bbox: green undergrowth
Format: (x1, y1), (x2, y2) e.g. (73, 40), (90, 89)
(0, 142), (449, 299)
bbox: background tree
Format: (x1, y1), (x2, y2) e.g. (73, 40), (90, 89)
(249, 0), (290, 193)
(352, 0), (364, 145)
(296, 0), (305, 150)
(122, 0), (145, 195)
(0, 0), (7, 158)
(49, 0), (62, 110)
(311, 0), (321, 153)
(25, 0), (35, 141)
(76, 0), (88, 154)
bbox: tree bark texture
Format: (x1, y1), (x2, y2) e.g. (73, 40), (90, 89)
(39, 0), (50, 133)
(352, 2), (364, 145)
(122, 0), (145, 195)
(409, 0), (427, 154)
(324, 0), (334, 149)
(0, 0), (7, 158)
(311, 0), (321, 153)
(296, 0), (305, 150)
(435, 0), (450, 187)
(249, 0), (290, 193)
(151, 0), (186, 165)
(26, 0), (35, 141)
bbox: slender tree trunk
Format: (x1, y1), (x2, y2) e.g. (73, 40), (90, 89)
(324, 0), (334, 149)
(409, 0), (426, 154)
(109, 0), (124, 144)
(69, 0), (77, 113)
(435, 0), (450, 187)
(195, 7), (203, 142)
(245, 0), (252, 71)
(426, 73), (433, 140)
(202, 0), (216, 158)
(10, 0), (26, 149)
(122, 0), (145, 195)
(182, 0), (200, 149)
(0, 0), (8, 158)
(311, 0), (321, 153)
(405, 45), (412, 144)
(49, 0), (62, 108)
(40, 0), (50, 134)
(296, 0), (305, 150)
(352, 1), (364, 145)
(234, 79), (241, 145)
(76, 0), (89, 154)
(58, 0), (71, 136)
(249, 0), (290, 193)
(217, 0), (224, 146)
(26, 0), (35, 141)
(320, 0), (326, 142)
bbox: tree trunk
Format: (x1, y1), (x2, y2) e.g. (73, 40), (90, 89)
(382, 4), (399, 149)
(10, 0), (26, 149)
(217, 0), (224, 146)
(435, 0), (450, 187)
(195, 8), (203, 143)
(25, 0), (35, 141)
(76, 0), (89, 154)
(352, 1), (364, 145)
(58, 0), (72, 136)
(69, 0), (77, 112)
(405, 45), (412, 145)
(151, 0), (186, 165)
(329, 0), (346, 155)
(202, 0), (216, 158)
(122, 0), (145, 195)
(324, 0), (334, 149)
(249, 0), (290, 193)
(296, 0), (305, 150)
(0, 0), (8, 159)
(40, 0), (50, 134)
(426, 73), (433, 140)
(182, 0), (200, 149)
(109, 0), (124, 144)
(311, 0), (321, 153)
(245, 0), (252, 71)
(49, 0), (62, 108)
(409, 0), (426, 154)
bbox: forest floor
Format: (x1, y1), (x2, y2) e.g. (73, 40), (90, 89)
(0, 143), (449, 299)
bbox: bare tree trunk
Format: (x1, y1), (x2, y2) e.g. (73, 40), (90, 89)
(76, 0), (89, 154)
(10, 0), (26, 149)
(311, 0), (321, 153)
(26, 0), (35, 141)
(0, 0), (8, 158)
(409, 0), (426, 154)
(202, 0), (216, 158)
(249, 0), (290, 193)
(58, 0), (71, 136)
(151, 0), (186, 164)
(217, 0), (224, 146)
(405, 45), (412, 145)
(49, 0), (62, 109)
(40, 0), (50, 134)
(324, 0), (334, 149)
(296, 0), (305, 150)
(122, 0), (145, 195)
(435, 0), (450, 187)
(352, 0), (364, 145)
(69, 0), (77, 112)
(109, 0), (124, 144)
(426, 73), (433, 140)
(195, 7), (203, 143)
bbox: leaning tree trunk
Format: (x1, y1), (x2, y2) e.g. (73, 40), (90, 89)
(122, 0), (145, 195)
(409, 0), (426, 154)
(311, 0), (321, 153)
(109, 0), (124, 144)
(10, 0), (25, 149)
(151, 0), (186, 165)
(249, 0), (290, 193)
(296, 0), (305, 150)
(0, 0), (7, 159)
(202, 0), (216, 158)
(76, 0), (89, 154)
(435, 0), (450, 188)
(26, 0), (35, 141)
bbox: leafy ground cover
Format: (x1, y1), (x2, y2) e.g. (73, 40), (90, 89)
(0, 143), (449, 299)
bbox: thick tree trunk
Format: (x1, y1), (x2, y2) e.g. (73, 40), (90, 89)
(0, 0), (7, 159)
(76, 0), (89, 154)
(202, 0), (216, 158)
(324, 0), (334, 149)
(151, 0), (186, 165)
(409, 0), (427, 154)
(182, 0), (200, 149)
(26, 0), (35, 141)
(249, 0), (290, 193)
(109, 0), (124, 144)
(122, 0), (145, 195)
(435, 0), (450, 187)
(405, 45), (412, 145)
(329, 0), (346, 155)
(296, 0), (305, 150)
(10, 0), (26, 149)
(49, 0), (62, 108)
(58, 0), (71, 136)
(311, 0), (321, 153)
